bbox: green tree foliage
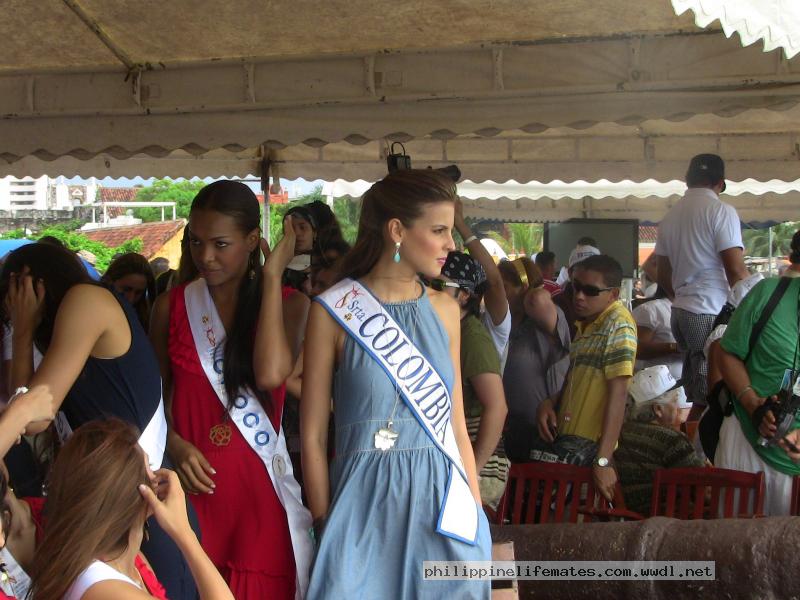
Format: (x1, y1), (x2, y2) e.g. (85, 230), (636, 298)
(267, 186), (360, 246)
(0, 227), (143, 273)
(743, 222), (799, 258)
(134, 179), (206, 222)
(1, 229), (26, 239)
(333, 197), (359, 244)
(490, 223), (542, 255)
(35, 228), (143, 273)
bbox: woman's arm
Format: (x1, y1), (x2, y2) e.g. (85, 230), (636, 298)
(6, 271), (45, 393)
(20, 286), (124, 435)
(468, 373), (507, 472)
(635, 326), (678, 360)
(300, 303), (336, 521)
(0, 386), (53, 458)
(523, 286), (558, 336)
(718, 348), (763, 416)
(453, 199), (508, 327)
(283, 293), (310, 364)
(149, 293), (215, 495)
(718, 347), (777, 438)
(139, 470), (234, 600)
(285, 349), (304, 400)
(431, 292), (482, 502)
(254, 220), (296, 391)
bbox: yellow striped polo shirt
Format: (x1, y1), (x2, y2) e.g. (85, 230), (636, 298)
(557, 300), (637, 442)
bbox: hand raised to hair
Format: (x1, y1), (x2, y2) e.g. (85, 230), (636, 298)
(5, 267), (45, 336)
(139, 469), (193, 541)
(263, 214), (297, 279)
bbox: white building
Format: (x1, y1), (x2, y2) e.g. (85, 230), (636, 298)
(0, 176), (97, 211)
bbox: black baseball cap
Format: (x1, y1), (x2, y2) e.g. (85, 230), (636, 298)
(686, 154), (726, 191)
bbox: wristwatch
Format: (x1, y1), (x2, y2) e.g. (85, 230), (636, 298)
(594, 456), (611, 468)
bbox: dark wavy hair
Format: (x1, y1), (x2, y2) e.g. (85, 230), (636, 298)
(102, 252), (157, 330)
(178, 180), (269, 410)
(790, 230), (800, 265)
(338, 170), (457, 281)
(0, 243), (94, 353)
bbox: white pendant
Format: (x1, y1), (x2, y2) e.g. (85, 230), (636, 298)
(374, 424), (399, 451)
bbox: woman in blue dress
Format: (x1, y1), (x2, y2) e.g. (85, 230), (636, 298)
(301, 169), (491, 599)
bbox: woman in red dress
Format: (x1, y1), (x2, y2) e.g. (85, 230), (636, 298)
(151, 181), (308, 599)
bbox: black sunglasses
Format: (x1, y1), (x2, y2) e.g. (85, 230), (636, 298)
(427, 278), (462, 292)
(572, 279), (615, 297)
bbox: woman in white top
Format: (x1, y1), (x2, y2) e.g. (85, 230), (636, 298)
(632, 287), (683, 380)
(27, 419), (233, 600)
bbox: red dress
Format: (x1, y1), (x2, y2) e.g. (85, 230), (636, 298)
(169, 284), (296, 599)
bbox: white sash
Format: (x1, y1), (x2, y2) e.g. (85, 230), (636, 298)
(55, 399), (166, 472)
(184, 278), (312, 599)
(316, 278), (479, 545)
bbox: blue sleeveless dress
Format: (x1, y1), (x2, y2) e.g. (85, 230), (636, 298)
(307, 284), (491, 600)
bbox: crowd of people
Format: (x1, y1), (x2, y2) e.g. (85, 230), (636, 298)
(0, 154), (796, 599)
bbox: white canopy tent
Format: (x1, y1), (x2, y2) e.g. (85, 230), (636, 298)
(2, 1), (800, 185)
(323, 178), (800, 226)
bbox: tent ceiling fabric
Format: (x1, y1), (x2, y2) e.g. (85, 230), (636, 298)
(672, 0), (800, 58)
(2, 0), (697, 72)
(3, 1), (800, 182)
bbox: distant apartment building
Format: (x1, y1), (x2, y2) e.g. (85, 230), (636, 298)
(0, 176), (98, 211)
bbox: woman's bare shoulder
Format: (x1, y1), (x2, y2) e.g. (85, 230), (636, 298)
(427, 287), (459, 330)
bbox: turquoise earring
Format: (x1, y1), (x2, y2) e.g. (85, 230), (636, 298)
(393, 242), (401, 263)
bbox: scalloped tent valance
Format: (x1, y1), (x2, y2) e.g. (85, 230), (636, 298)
(322, 178), (800, 226)
(673, 0), (800, 58)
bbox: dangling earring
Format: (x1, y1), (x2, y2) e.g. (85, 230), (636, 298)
(393, 242), (401, 263)
(248, 254), (256, 280)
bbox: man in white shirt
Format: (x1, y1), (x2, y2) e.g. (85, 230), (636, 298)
(655, 154), (749, 411)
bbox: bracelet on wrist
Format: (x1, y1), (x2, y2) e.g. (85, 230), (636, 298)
(735, 385), (753, 402)
(8, 386), (28, 404)
(463, 234), (478, 245)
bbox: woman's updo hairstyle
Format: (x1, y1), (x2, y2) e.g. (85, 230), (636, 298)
(790, 230), (800, 264)
(338, 169), (457, 281)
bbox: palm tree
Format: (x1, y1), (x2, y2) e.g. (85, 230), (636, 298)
(506, 223), (543, 256)
(743, 222), (798, 258)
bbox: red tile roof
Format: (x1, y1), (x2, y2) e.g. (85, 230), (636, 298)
(639, 226), (658, 244)
(82, 220), (185, 259)
(99, 187), (139, 202)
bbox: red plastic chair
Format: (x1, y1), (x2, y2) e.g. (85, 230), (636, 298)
(494, 462), (644, 524)
(650, 467), (765, 519)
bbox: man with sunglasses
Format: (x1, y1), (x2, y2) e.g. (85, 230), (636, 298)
(655, 153), (749, 414)
(537, 255), (637, 501)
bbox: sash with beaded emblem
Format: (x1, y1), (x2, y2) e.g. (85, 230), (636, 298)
(184, 278), (312, 599)
(316, 277), (479, 545)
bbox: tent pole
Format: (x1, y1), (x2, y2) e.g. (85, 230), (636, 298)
(768, 226), (774, 276)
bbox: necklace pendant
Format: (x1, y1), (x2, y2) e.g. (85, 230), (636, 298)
(209, 423), (232, 447)
(374, 424), (399, 451)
